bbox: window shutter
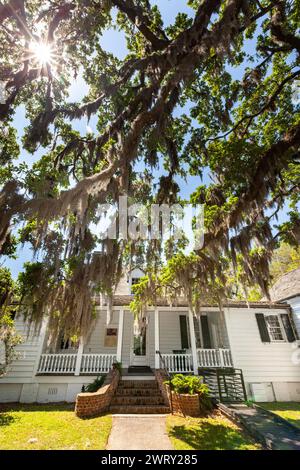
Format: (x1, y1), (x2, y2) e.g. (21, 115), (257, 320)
(200, 315), (212, 349)
(179, 315), (189, 349)
(193, 316), (201, 348)
(280, 314), (297, 342)
(255, 313), (270, 343)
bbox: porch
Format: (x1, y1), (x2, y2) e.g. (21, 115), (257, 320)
(36, 307), (234, 375)
(36, 348), (233, 375)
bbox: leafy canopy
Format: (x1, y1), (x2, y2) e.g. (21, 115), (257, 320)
(0, 0), (299, 335)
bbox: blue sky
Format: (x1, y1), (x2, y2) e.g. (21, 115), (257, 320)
(2, 2), (291, 277)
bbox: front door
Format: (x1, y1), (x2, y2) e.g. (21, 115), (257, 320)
(131, 318), (149, 366)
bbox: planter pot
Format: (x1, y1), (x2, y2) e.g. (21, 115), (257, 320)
(168, 390), (201, 417)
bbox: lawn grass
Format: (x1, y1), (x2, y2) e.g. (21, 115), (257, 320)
(259, 402), (300, 430)
(0, 403), (112, 450)
(167, 412), (261, 450)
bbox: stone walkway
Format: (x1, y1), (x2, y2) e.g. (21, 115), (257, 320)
(106, 415), (173, 450)
(219, 403), (300, 450)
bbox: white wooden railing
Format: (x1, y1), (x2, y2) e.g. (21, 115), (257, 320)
(37, 353), (116, 375)
(38, 353), (77, 374)
(197, 348), (233, 368)
(161, 349), (233, 373)
(80, 354), (116, 374)
(161, 353), (193, 373)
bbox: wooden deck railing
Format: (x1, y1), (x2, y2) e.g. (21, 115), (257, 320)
(37, 353), (77, 374)
(160, 353), (193, 373)
(197, 348), (233, 368)
(160, 349), (233, 373)
(80, 354), (116, 374)
(37, 353), (116, 375)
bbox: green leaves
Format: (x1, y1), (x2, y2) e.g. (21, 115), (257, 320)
(0, 0), (299, 336)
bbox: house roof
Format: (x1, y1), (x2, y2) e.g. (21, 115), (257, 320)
(269, 267), (300, 302)
(107, 295), (288, 310)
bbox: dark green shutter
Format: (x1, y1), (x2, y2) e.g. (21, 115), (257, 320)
(179, 315), (189, 349)
(193, 316), (201, 348)
(200, 315), (212, 349)
(255, 313), (270, 342)
(280, 314), (297, 342)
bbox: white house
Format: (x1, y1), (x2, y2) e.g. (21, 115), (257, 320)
(0, 268), (300, 405)
(269, 268), (300, 336)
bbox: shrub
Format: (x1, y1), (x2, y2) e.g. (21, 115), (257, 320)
(82, 375), (106, 393)
(165, 374), (213, 414)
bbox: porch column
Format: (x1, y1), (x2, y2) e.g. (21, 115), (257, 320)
(188, 309), (199, 375)
(32, 317), (49, 377)
(154, 308), (160, 369)
(75, 338), (84, 376)
(116, 308), (124, 363)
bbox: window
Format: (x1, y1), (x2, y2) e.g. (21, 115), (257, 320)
(131, 277), (140, 294)
(179, 315), (190, 349)
(265, 315), (285, 342)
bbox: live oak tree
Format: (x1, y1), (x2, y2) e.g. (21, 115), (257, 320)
(0, 267), (22, 376)
(0, 0), (299, 338)
(269, 241), (300, 281)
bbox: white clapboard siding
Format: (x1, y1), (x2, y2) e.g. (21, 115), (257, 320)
(121, 311), (133, 368)
(2, 318), (42, 380)
(159, 311), (184, 353)
(147, 312), (155, 368)
(288, 296), (300, 337)
(225, 307), (300, 382)
(84, 310), (119, 354)
(115, 275), (131, 295)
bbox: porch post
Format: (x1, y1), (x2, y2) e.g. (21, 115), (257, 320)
(188, 309), (199, 375)
(154, 308), (160, 369)
(32, 317), (49, 377)
(75, 338), (84, 376)
(116, 308), (124, 362)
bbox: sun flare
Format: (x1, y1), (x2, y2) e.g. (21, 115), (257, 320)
(29, 41), (53, 66)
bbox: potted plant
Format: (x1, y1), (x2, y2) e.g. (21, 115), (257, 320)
(165, 374), (212, 417)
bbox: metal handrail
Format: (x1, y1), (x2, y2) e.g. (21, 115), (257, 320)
(156, 350), (186, 417)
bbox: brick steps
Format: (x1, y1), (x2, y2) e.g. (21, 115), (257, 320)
(116, 388), (160, 396)
(111, 396), (165, 406)
(109, 378), (170, 414)
(118, 380), (158, 389)
(110, 405), (170, 414)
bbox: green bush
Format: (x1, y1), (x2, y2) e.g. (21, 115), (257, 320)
(165, 374), (205, 394)
(82, 375), (106, 393)
(165, 374), (213, 413)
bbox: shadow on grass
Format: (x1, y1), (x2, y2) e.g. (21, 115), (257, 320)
(0, 403), (75, 428)
(0, 412), (17, 427)
(0, 403), (75, 414)
(169, 420), (253, 450)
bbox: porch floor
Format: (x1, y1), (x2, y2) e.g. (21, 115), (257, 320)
(126, 366), (154, 376)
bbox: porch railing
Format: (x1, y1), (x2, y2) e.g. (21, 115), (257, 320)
(80, 354), (116, 374)
(37, 353), (116, 375)
(161, 353), (193, 373)
(38, 353), (77, 374)
(160, 349), (233, 373)
(197, 348), (233, 368)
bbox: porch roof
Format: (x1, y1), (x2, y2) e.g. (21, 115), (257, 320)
(102, 295), (290, 310)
